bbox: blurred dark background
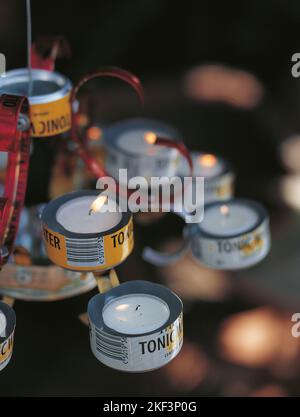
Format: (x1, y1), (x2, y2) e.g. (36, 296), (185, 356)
(2, 0), (298, 82)
(2, 0), (300, 397)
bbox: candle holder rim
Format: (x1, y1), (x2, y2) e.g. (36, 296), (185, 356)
(41, 190), (132, 239)
(2, 68), (72, 104)
(192, 197), (269, 240)
(88, 280), (183, 338)
(103, 117), (181, 157)
(0, 269), (98, 301)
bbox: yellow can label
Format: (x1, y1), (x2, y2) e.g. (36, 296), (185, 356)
(42, 217), (134, 271)
(241, 232), (264, 256)
(30, 93), (71, 137)
(0, 333), (14, 365)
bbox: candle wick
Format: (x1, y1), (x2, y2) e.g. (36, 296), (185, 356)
(135, 304), (141, 311)
(220, 205), (230, 217)
(88, 209), (94, 216)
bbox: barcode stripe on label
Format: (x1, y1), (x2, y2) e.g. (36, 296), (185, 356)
(95, 328), (125, 362)
(66, 237), (105, 267)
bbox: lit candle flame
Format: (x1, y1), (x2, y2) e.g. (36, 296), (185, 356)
(144, 131), (157, 145)
(220, 204), (230, 216)
(89, 195), (108, 216)
(199, 154), (217, 168)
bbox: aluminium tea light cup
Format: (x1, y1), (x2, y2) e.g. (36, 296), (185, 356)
(0, 301), (16, 371)
(189, 198), (271, 269)
(41, 190), (134, 272)
(88, 280), (183, 372)
(1, 68), (72, 138)
(104, 118), (181, 186)
(178, 151), (235, 204)
(143, 198), (270, 270)
(0, 69), (72, 206)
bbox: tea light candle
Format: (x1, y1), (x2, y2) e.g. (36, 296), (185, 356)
(190, 198), (271, 269)
(117, 129), (168, 156)
(41, 190), (134, 272)
(0, 301), (16, 372)
(1, 68), (72, 138)
(102, 294), (170, 334)
(178, 151), (234, 204)
(56, 195), (121, 234)
(200, 203), (258, 236)
(88, 280), (183, 372)
(193, 153), (225, 177)
(143, 198), (270, 270)
(104, 118), (181, 184)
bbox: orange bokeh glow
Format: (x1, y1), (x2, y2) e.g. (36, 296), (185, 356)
(87, 126), (102, 141)
(144, 131), (157, 145)
(199, 154), (217, 168)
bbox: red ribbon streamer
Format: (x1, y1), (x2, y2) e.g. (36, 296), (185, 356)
(70, 67), (193, 203)
(155, 136), (193, 176)
(70, 66), (144, 180)
(145, 136), (194, 205)
(0, 95), (31, 267)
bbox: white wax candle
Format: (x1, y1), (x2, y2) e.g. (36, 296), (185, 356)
(200, 202), (258, 236)
(0, 310), (6, 336)
(117, 129), (167, 156)
(56, 196), (121, 234)
(193, 153), (224, 178)
(103, 294), (170, 334)
(179, 152), (224, 178)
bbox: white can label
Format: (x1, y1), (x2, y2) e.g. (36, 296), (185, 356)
(192, 219), (270, 269)
(90, 313), (183, 372)
(205, 172), (235, 203)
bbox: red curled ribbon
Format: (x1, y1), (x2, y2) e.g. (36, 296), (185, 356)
(149, 135), (194, 206)
(155, 136), (193, 176)
(0, 95), (31, 267)
(70, 66), (144, 179)
(70, 67), (193, 200)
